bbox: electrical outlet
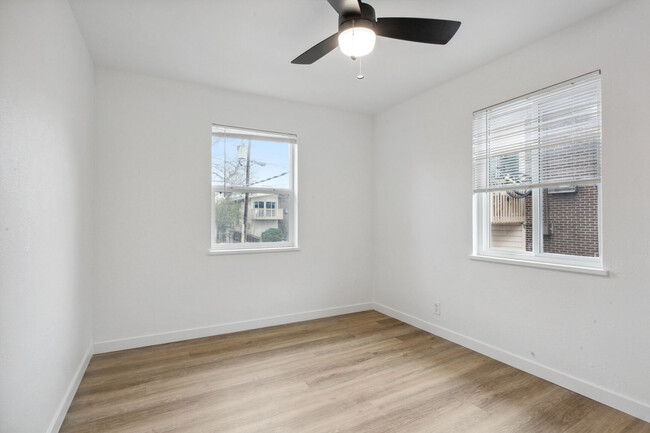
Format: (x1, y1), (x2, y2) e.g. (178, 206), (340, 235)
(433, 301), (441, 316)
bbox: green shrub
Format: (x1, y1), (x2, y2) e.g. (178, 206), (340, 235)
(261, 228), (284, 242)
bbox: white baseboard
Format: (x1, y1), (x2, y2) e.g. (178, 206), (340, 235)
(372, 302), (650, 423)
(94, 303), (373, 354)
(47, 343), (93, 433)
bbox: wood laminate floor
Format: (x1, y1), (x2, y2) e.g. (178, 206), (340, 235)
(61, 311), (649, 432)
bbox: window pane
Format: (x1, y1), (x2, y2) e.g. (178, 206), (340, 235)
(214, 191), (290, 245)
(541, 185), (599, 257)
(211, 136), (290, 190)
(489, 191), (531, 251)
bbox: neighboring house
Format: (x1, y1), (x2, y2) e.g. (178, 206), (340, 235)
(491, 186), (599, 257)
(232, 193), (286, 241)
(244, 193), (284, 238)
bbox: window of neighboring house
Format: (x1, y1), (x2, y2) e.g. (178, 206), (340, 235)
(211, 124), (297, 252)
(472, 71), (603, 272)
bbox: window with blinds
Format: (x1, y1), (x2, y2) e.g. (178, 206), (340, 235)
(472, 72), (604, 272)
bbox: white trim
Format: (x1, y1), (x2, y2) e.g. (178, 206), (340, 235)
(94, 303), (373, 354)
(208, 246), (300, 255)
(291, 142), (299, 249)
(597, 179), (604, 266)
(470, 254), (608, 275)
(372, 302), (649, 423)
(46, 343), (93, 433)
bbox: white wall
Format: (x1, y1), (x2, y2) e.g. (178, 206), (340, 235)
(373, 0), (650, 421)
(0, 1), (95, 432)
(92, 68), (373, 348)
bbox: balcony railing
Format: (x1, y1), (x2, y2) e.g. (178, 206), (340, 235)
(253, 208), (284, 220)
(491, 192), (526, 224)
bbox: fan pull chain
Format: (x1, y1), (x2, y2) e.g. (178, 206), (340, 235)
(357, 57), (364, 80)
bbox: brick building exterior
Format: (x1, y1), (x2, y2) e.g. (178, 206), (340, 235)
(524, 185), (599, 257)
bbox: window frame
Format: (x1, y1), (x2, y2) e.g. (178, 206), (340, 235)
(209, 124), (299, 254)
(471, 72), (605, 274)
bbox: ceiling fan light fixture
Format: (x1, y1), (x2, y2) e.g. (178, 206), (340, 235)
(338, 26), (376, 57)
(290, 0), (460, 65)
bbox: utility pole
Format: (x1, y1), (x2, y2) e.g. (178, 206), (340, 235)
(241, 139), (251, 242)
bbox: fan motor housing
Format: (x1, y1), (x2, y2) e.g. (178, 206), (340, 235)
(338, 2), (376, 32)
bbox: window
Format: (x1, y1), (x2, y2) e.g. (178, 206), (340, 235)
(211, 125), (297, 252)
(472, 72), (603, 272)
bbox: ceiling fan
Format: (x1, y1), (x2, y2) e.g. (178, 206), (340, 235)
(291, 0), (461, 65)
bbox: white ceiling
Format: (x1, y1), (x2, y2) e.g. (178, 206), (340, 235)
(69, 0), (625, 114)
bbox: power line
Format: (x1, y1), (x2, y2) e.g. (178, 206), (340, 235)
(247, 172), (288, 187)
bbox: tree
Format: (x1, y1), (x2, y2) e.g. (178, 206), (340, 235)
(214, 196), (240, 242)
(261, 228), (284, 242)
(212, 140), (265, 189)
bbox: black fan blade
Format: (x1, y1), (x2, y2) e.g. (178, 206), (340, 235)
(291, 33), (339, 64)
(376, 18), (461, 45)
(326, 0), (360, 16)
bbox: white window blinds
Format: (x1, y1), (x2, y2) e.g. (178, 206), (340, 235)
(212, 125), (297, 144)
(472, 71), (602, 193)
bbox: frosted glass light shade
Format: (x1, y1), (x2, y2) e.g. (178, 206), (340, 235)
(338, 27), (376, 57)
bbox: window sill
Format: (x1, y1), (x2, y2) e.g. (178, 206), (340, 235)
(469, 254), (608, 276)
(208, 246), (300, 256)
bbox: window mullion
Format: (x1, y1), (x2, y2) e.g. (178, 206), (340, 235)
(532, 188), (541, 255)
